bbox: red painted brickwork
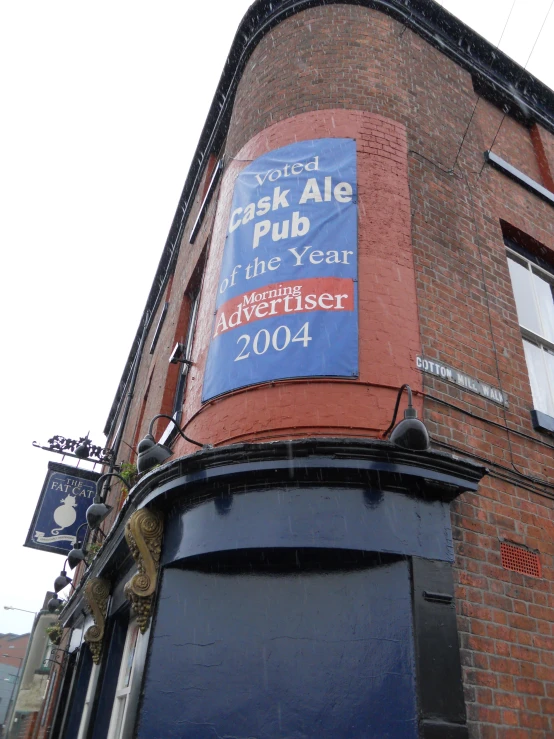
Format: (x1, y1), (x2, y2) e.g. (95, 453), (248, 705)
(104, 5), (554, 736)
(174, 109), (422, 449)
(531, 123), (554, 192)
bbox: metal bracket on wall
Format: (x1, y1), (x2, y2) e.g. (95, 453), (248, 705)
(124, 508), (164, 634)
(83, 578), (110, 664)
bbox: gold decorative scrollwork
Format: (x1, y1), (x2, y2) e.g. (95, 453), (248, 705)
(124, 508), (163, 633)
(83, 578), (110, 664)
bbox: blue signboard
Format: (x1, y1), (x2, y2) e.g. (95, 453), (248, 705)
(24, 462), (100, 555)
(202, 138), (358, 401)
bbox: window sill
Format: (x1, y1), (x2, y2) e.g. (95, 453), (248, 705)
(485, 151), (554, 207)
(530, 409), (554, 435)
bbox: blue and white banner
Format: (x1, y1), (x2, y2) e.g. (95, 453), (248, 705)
(24, 462), (101, 556)
(202, 138), (358, 401)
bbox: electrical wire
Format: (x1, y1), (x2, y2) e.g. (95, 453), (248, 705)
(433, 438), (554, 502)
(479, 0), (554, 176)
(496, 0), (518, 48)
(407, 0), (519, 176)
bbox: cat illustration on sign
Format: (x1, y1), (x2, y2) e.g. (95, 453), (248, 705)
(52, 495), (77, 535)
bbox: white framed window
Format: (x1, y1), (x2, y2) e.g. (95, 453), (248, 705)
(106, 618), (149, 739)
(506, 246), (554, 417)
(159, 287), (201, 445)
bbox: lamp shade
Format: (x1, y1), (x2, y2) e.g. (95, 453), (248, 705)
(389, 406), (430, 451)
(86, 498), (113, 529)
(47, 596), (63, 613)
(54, 571), (72, 593)
(67, 546), (87, 570)
(137, 433), (172, 474)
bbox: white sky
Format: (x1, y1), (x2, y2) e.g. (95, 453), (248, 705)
(1, 0), (553, 635)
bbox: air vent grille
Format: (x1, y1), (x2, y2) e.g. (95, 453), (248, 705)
(501, 542), (541, 578)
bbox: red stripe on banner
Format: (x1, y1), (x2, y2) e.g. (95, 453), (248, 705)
(213, 278), (355, 338)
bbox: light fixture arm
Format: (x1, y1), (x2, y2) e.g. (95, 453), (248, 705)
(147, 414), (205, 448)
(383, 384), (413, 438)
(85, 474), (123, 530)
(95, 472), (133, 503)
(73, 522), (89, 545)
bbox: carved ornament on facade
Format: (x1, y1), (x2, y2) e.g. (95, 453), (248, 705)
(124, 508), (163, 633)
(83, 578), (110, 664)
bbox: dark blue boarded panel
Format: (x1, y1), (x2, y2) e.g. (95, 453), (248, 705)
(137, 560), (418, 739)
(163, 486), (454, 565)
(60, 647), (92, 739)
(89, 609), (129, 739)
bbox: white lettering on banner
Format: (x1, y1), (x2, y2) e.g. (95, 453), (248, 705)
(214, 292), (350, 337)
(202, 138), (358, 402)
(50, 480), (95, 497)
(235, 323), (313, 361)
(288, 246), (354, 267)
(254, 156), (319, 186)
(213, 277), (354, 338)
(272, 187), (290, 210)
(299, 178), (353, 205)
(230, 176), (354, 247)
(252, 212), (311, 249)
(416, 356), (508, 406)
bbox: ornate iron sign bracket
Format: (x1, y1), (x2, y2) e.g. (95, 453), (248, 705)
(33, 435), (116, 466)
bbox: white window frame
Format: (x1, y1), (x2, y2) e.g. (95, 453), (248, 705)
(106, 617), (150, 739)
(75, 661), (101, 739)
(160, 289), (201, 445)
(506, 245), (554, 417)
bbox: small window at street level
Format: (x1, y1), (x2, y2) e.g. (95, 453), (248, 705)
(506, 243), (554, 417)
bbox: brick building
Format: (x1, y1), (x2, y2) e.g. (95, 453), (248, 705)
(4, 596), (60, 739)
(0, 634), (29, 672)
(0, 635), (28, 733)
(38, 1), (554, 738)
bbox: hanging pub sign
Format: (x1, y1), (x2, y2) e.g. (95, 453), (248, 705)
(24, 462), (101, 555)
(202, 138), (358, 401)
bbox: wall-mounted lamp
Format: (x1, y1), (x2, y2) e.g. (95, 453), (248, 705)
(85, 472), (129, 529)
(384, 384), (430, 451)
(53, 569), (72, 593)
(67, 547), (86, 569)
(137, 414), (209, 475)
(67, 523), (89, 570)
(47, 596), (63, 613)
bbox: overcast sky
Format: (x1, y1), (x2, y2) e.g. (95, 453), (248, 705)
(1, 0), (553, 636)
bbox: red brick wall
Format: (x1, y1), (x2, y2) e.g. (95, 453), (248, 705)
(0, 633), (28, 667)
